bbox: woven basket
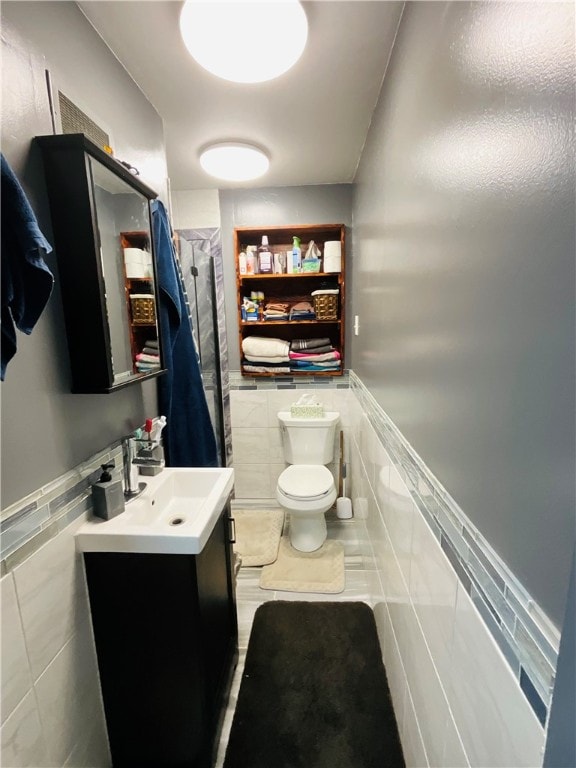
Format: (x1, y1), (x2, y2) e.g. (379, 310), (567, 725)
(313, 293), (338, 320)
(130, 295), (156, 325)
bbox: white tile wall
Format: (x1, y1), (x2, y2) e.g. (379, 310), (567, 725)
(447, 584), (544, 767)
(1, 690), (49, 768)
(13, 518), (89, 680)
(1, 575), (33, 721)
(349, 387), (546, 768)
(409, 508), (458, 684)
(1, 517), (111, 767)
(34, 620), (109, 767)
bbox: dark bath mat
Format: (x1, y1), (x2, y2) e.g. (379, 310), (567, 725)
(223, 601), (405, 768)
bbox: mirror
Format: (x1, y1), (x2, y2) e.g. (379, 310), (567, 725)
(89, 158), (160, 386)
(37, 133), (165, 393)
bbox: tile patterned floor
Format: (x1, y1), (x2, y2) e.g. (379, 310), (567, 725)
(213, 509), (372, 767)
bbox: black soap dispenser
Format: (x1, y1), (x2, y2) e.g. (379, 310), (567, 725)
(92, 463), (125, 520)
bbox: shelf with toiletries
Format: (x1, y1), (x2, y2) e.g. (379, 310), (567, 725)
(234, 224), (345, 377)
(121, 230), (161, 377)
(239, 272), (337, 280)
(240, 320), (342, 326)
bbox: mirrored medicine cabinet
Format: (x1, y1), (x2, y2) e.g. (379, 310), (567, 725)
(37, 133), (166, 393)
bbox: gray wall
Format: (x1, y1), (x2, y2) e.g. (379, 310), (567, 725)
(351, 1), (575, 627)
(219, 185), (353, 370)
(1, 2), (167, 508)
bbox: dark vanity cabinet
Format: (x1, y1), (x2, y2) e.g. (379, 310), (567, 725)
(37, 133), (165, 393)
(83, 504), (238, 768)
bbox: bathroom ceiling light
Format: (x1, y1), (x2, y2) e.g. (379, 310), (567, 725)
(199, 143), (270, 181)
(179, 0), (308, 84)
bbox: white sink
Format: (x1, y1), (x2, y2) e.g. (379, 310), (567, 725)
(75, 467), (234, 555)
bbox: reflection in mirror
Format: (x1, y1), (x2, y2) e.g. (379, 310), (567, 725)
(89, 158), (160, 385)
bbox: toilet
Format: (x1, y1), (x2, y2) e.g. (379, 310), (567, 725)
(276, 411), (340, 552)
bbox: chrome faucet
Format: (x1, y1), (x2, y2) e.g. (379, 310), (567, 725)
(122, 437), (146, 500)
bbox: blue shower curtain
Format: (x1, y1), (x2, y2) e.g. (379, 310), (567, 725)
(151, 199), (218, 467)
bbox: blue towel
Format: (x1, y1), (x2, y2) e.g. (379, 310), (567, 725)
(152, 200), (218, 468)
(1, 154), (54, 379)
(290, 362), (341, 372)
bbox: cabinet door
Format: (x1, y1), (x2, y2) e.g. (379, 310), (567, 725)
(84, 552), (208, 767)
(37, 133), (165, 393)
(196, 509), (238, 716)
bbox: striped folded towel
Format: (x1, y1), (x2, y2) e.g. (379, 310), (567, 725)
(290, 337), (331, 351)
(289, 350), (340, 362)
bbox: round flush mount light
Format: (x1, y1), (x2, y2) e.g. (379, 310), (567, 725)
(199, 143), (270, 181)
(180, 0), (308, 84)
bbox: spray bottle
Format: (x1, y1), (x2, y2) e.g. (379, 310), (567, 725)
(292, 236), (302, 273)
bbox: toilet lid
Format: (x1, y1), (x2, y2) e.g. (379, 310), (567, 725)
(278, 465), (334, 500)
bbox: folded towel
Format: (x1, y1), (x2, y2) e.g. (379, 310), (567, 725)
(136, 352), (160, 363)
(244, 353), (290, 364)
(144, 339), (159, 348)
(289, 344), (334, 355)
(242, 357), (290, 367)
(265, 302), (290, 313)
(264, 314), (289, 321)
(142, 346), (159, 355)
(243, 364), (292, 374)
(294, 358), (341, 366)
(289, 350), (341, 362)
(290, 362), (341, 372)
(291, 301), (314, 312)
(290, 337), (331, 351)
(289, 311), (316, 320)
(242, 336), (290, 358)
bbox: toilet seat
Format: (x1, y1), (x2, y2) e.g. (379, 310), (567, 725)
(277, 465), (334, 501)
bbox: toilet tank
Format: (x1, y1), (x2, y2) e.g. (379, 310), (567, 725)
(277, 411), (340, 465)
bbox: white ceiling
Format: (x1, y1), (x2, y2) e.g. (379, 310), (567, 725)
(78, 1), (404, 190)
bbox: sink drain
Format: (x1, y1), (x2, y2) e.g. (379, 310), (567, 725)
(170, 517), (185, 526)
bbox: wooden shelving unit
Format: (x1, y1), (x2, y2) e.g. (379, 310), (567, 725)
(120, 230), (159, 373)
(234, 224), (345, 377)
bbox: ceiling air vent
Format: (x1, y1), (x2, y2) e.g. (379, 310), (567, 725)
(58, 92), (110, 149)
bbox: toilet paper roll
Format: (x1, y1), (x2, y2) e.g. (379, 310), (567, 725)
(125, 263), (146, 278)
(124, 248), (148, 278)
(323, 241), (341, 273)
(123, 247), (146, 264)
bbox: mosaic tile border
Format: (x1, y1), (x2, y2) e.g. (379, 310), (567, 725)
(1, 443), (123, 575)
(229, 369), (350, 391)
(350, 370), (560, 727)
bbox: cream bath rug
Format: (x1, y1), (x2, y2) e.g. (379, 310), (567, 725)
(260, 537), (345, 594)
(233, 509), (285, 567)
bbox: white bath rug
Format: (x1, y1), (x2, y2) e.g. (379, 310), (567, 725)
(259, 536), (345, 594)
(233, 509), (285, 567)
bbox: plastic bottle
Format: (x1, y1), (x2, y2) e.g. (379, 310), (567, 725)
(246, 247), (256, 274)
(238, 250), (247, 275)
(258, 236), (273, 273)
(292, 236), (302, 273)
